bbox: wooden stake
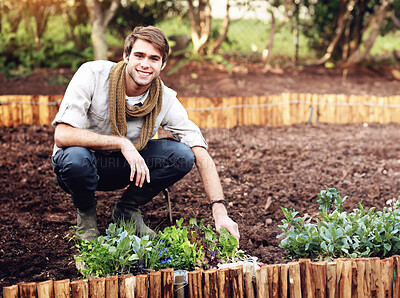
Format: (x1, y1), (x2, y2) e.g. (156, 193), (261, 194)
(105, 276), (118, 298)
(381, 257), (394, 297)
(288, 262), (301, 298)
(37, 280), (53, 298)
(229, 265), (244, 298)
(161, 268), (174, 298)
(336, 259), (352, 298)
(89, 277), (106, 298)
(3, 285), (19, 298)
(310, 262), (327, 298)
(279, 264), (289, 298)
(355, 258), (367, 297)
(149, 271), (162, 298)
(54, 279), (70, 298)
(203, 269), (218, 298)
(188, 269), (202, 298)
(255, 266), (269, 298)
(71, 279), (89, 298)
(326, 262), (336, 298)
(270, 265), (280, 298)
(18, 282), (37, 298)
(369, 257), (384, 298)
(299, 259), (313, 298)
(135, 274), (149, 298)
(118, 275), (135, 298)
(244, 270), (255, 298)
(218, 268), (230, 298)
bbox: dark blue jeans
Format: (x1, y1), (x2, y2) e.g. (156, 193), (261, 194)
(52, 138), (195, 211)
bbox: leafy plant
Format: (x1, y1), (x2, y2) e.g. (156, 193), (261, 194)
(278, 188), (400, 261)
(70, 220), (156, 278)
(153, 218), (244, 271)
(71, 217), (245, 277)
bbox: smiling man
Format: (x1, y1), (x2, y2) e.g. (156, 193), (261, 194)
(51, 26), (240, 242)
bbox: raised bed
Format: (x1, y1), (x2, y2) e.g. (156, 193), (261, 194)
(3, 256), (400, 297)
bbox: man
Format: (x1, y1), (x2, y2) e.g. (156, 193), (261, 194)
(52, 26), (240, 242)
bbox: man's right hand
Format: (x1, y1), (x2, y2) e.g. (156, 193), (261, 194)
(120, 139), (150, 187)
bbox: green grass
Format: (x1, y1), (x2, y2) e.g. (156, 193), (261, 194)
(370, 30), (400, 55)
(157, 17), (316, 61)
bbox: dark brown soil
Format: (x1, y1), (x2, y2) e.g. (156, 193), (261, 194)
(1, 60), (400, 292)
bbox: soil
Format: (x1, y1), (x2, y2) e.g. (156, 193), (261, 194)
(1, 60), (400, 292)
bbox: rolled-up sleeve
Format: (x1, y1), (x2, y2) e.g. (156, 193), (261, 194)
(52, 63), (95, 128)
(162, 99), (208, 149)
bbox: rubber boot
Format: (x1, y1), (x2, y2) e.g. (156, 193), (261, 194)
(112, 204), (156, 237)
(76, 206), (100, 240)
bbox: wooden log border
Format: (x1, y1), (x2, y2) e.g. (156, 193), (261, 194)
(4, 256), (400, 298)
(1, 94), (400, 128)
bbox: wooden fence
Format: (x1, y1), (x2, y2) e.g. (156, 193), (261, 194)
(1, 94), (400, 128)
(3, 256), (400, 298)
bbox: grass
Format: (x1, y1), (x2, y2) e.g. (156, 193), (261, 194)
(370, 30), (400, 56)
(157, 17), (318, 62)
(157, 16), (399, 64)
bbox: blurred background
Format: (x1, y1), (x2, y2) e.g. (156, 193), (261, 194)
(0, 0), (399, 78)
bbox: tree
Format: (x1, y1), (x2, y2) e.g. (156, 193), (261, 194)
(83, 0), (120, 60)
(187, 0), (212, 54)
(262, 0), (291, 69)
(345, 0), (393, 65)
(186, 0), (232, 55)
(303, 0), (397, 65)
(314, 0), (356, 65)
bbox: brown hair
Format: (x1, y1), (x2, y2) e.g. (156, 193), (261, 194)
(124, 26), (169, 64)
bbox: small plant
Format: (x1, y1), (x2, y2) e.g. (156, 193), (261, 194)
(152, 218), (244, 271)
(70, 220), (156, 278)
(278, 188), (400, 261)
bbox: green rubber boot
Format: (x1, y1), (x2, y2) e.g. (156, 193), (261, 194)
(112, 204), (156, 237)
(76, 206), (100, 240)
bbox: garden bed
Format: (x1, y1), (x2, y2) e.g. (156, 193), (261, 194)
(2, 122), (400, 293)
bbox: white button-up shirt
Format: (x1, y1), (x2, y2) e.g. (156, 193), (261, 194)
(52, 60), (207, 155)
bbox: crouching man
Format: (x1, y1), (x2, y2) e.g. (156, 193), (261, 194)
(51, 26), (240, 242)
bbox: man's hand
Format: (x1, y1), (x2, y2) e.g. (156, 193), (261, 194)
(213, 203), (240, 243)
(120, 139), (150, 187)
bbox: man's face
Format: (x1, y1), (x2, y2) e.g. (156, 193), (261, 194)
(123, 39), (165, 93)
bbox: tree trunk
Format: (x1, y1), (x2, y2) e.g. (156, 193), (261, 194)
(314, 0), (355, 65)
(84, 0), (120, 60)
(342, 15), (351, 60)
(345, 0), (392, 65)
(209, 0), (230, 55)
(187, 0), (211, 55)
(262, 10), (276, 68)
(391, 13), (400, 28)
(352, 0), (366, 53)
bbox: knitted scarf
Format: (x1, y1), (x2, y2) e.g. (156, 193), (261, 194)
(108, 61), (162, 151)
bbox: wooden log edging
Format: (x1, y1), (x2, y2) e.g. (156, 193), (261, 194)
(1, 94), (400, 128)
(4, 256), (400, 298)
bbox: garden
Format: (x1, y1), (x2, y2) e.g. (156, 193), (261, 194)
(2, 66), (400, 294)
(2, 0), (400, 296)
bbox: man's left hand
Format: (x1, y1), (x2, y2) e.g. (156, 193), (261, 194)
(213, 204), (240, 243)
